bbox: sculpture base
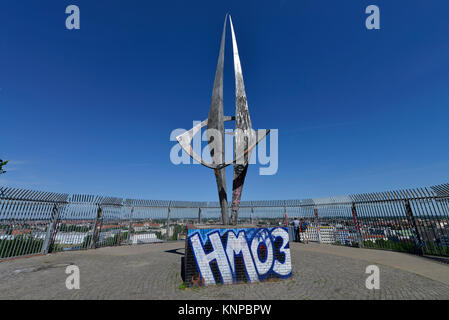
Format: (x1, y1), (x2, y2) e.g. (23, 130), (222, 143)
(184, 224), (292, 287)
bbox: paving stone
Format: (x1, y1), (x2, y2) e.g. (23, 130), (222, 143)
(0, 242), (448, 299)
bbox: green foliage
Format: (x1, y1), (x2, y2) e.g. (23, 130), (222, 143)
(121, 231), (128, 243)
(170, 224), (186, 241)
(0, 235), (44, 258)
(57, 223), (90, 233)
(97, 231), (129, 247)
(155, 231), (163, 240)
(82, 234), (93, 248)
(363, 239), (421, 254)
(362, 239), (449, 256)
(100, 234), (119, 247)
(0, 159), (8, 175)
(423, 241), (449, 257)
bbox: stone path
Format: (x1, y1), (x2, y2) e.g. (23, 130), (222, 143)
(1, 242), (448, 299)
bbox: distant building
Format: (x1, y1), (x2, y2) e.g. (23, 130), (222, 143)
(130, 233), (163, 244)
(55, 232), (89, 244)
(318, 226), (336, 244)
(178, 233), (186, 240)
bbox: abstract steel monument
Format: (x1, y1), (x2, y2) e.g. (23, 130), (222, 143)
(176, 15), (269, 225)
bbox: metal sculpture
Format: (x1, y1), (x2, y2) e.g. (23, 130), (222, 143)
(176, 15), (269, 225)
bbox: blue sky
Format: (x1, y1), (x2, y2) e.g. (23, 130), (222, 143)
(1, 0), (448, 201)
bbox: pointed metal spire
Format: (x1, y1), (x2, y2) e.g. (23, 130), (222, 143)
(175, 15), (269, 225)
(207, 14), (227, 160)
(229, 16), (254, 224)
(229, 16), (252, 132)
(207, 14), (229, 225)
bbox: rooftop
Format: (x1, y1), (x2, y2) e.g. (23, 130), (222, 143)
(1, 242), (448, 300)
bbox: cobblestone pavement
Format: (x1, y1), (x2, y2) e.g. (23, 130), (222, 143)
(1, 242), (449, 300)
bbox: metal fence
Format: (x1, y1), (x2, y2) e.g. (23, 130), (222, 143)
(1, 183), (448, 260)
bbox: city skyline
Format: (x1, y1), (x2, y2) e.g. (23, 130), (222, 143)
(1, 1), (449, 201)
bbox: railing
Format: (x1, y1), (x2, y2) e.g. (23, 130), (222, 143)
(1, 183), (448, 260)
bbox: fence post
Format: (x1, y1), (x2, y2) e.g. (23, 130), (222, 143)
(351, 202), (364, 248)
(250, 207), (254, 225)
(404, 199), (424, 256)
(314, 207), (321, 243)
(127, 207), (134, 245)
(166, 206), (171, 241)
(116, 219), (122, 246)
(284, 207), (288, 226)
(198, 207), (202, 224)
(91, 205), (103, 249)
(42, 204), (60, 254)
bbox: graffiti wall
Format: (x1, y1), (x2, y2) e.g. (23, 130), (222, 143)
(184, 226), (292, 286)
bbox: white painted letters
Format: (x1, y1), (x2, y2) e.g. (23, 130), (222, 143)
(365, 5), (380, 30)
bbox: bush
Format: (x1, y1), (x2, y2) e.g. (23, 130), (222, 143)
(58, 223), (90, 233)
(362, 239), (420, 254)
(0, 236), (44, 258)
(82, 235), (92, 248)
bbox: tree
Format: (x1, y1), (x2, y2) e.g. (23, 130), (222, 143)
(0, 159), (8, 175)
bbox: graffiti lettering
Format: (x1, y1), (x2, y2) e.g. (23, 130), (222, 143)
(189, 231), (233, 285)
(186, 227), (292, 286)
(226, 231), (258, 282)
(272, 227), (291, 276)
(251, 229), (274, 277)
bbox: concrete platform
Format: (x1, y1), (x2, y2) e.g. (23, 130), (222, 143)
(0, 241), (448, 300)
